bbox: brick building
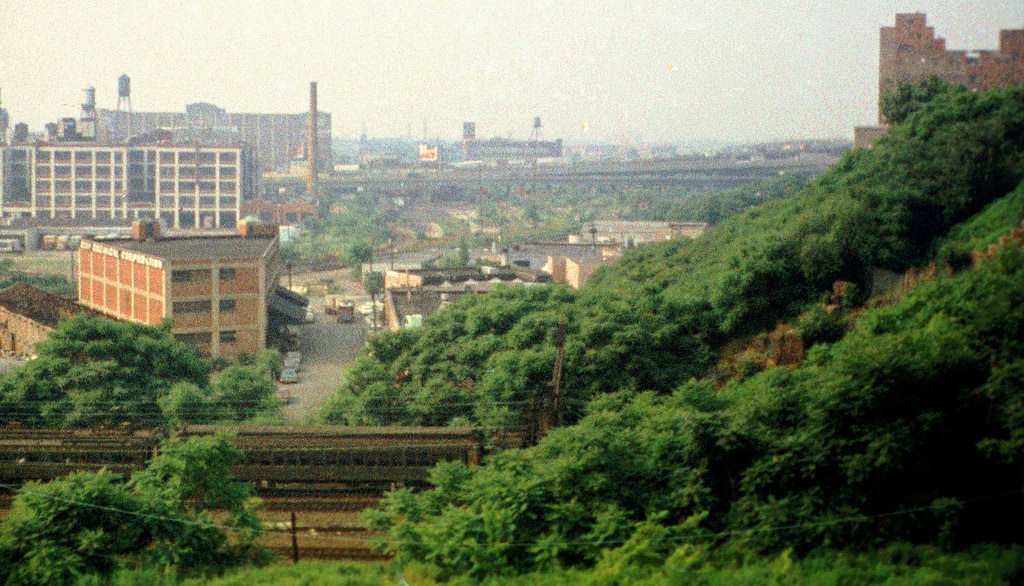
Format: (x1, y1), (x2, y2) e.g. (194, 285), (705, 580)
(240, 199), (318, 225)
(76, 220), (305, 358)
(878, 13), (1024, 122)
(0, 282), (97, 357)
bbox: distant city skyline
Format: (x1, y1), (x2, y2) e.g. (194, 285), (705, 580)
(1, 1), (1022, 145)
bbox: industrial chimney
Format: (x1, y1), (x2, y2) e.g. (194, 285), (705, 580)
(307, 81), (318, 198)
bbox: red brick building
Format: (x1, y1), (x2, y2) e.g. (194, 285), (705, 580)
(0, 282), (97, 357)
(76, 220), (305, 358)
(879, 13), (1024, 122)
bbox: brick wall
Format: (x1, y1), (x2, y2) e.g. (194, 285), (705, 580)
(0, 308), (52, 357)
(879, 13), (1024, 123)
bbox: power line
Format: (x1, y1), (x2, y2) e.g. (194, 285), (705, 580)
(0, 479), (1019, 550)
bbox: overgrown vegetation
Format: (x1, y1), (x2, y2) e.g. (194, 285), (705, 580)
(318, 81), (1024, 581)
(324, 82), (1024, 432)
(0, 435), (264, 585)
(0, 316), (282, 428)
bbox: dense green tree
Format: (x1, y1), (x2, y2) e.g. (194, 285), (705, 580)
(0, 435), (261, 584)
(210, 365), (278, 421)
(0, 316), (210, 427)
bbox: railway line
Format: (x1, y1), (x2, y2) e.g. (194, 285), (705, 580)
(0, 425), (486, 561)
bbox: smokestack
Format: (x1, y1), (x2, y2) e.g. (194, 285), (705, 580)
(308, 81), (318, 198)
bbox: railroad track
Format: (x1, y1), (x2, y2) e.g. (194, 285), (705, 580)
(0, 425), (481, 561)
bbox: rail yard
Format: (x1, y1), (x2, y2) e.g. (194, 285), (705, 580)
(0, 425), (487, 561)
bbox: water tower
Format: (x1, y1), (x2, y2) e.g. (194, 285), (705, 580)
(117, 74), (131, 112)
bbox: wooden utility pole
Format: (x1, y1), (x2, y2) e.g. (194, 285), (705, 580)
(544, 322), (567, 430)
(290, 511), (299, 563)
(527, 322), (567, 445)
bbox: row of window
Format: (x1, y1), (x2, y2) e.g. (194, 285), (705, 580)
(175, 330), (237, 345)
(170, 267), (238, 283)
(30, 180), (238, 195)
(172, 299), (237, 314)
(27, 151), (239, 165)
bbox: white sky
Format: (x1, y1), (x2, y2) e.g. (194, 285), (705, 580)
(1, 1), (1022, 144)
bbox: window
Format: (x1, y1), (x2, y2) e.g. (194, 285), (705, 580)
(219, 152), (236, 164)
(172, 300), (211, 313)
(219, 330), (236, 344)
(219, 268), (236, 281)
(219, 299), (236, 312)
(171, 270), (192, 283)
(175, 332), (211, 346)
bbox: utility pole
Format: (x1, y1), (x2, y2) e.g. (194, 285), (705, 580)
(369, 249), (378, 332)
(543, 322), (567, 431)
(527, 322), (567, 445)
(290, 511), (299, 563)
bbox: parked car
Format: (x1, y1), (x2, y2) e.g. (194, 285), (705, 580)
(279, 368), (299, 384)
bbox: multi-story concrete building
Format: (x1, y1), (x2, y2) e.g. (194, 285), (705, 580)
(0, 142), (258, 229)
(878, 13), (1024, 122)
(97, 102), (332, 174)
(76, 220), (305, 358)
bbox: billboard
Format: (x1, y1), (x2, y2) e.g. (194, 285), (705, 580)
(418, 144), (439, 161)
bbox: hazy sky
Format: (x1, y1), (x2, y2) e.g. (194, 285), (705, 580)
(1, 1), (1022, 144)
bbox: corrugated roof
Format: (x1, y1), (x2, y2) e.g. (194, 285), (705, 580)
(93, 235), (275, 262)
(0, 282), (97, 328)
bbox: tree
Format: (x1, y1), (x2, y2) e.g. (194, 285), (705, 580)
(880, 75), (955, 125)
(210, 365), (278, 421)
(0, 435), (261, 584)
(0, 315), (210, 428)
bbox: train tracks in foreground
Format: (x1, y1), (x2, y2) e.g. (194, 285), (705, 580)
(0, 425), (492, 562)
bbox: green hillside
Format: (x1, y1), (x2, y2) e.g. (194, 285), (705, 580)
(323, 81), (1024, 432)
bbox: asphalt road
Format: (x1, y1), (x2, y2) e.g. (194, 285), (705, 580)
(278, 298), (368, 421)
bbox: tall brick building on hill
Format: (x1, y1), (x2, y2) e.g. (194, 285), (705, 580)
(878, 13), (1024, 123)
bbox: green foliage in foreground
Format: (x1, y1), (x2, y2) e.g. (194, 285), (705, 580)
(0, 316), (281, 428)
(365, 246), (1024, 578)
(0, 435), (263, 585)
(86, 543), (1024, 585)
(323, 82), (1024, 431)
(935, 179), (1024, 266)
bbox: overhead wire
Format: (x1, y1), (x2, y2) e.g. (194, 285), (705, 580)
(0, 479), (1019, 550)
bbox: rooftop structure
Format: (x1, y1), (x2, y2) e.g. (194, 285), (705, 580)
(580, 220), (708, 245)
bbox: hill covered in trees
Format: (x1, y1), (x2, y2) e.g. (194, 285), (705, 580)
(315, 81), (1024, 582)
(322, 80), (1024, 432)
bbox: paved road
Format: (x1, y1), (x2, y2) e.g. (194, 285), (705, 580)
(279, 298), (369, 421)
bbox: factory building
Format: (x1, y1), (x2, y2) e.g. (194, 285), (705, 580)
(461, 120), (563, 163)
(76, 220), (306, 358)
(97, 102), (332, 174)
(0, 141), (258, 229)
